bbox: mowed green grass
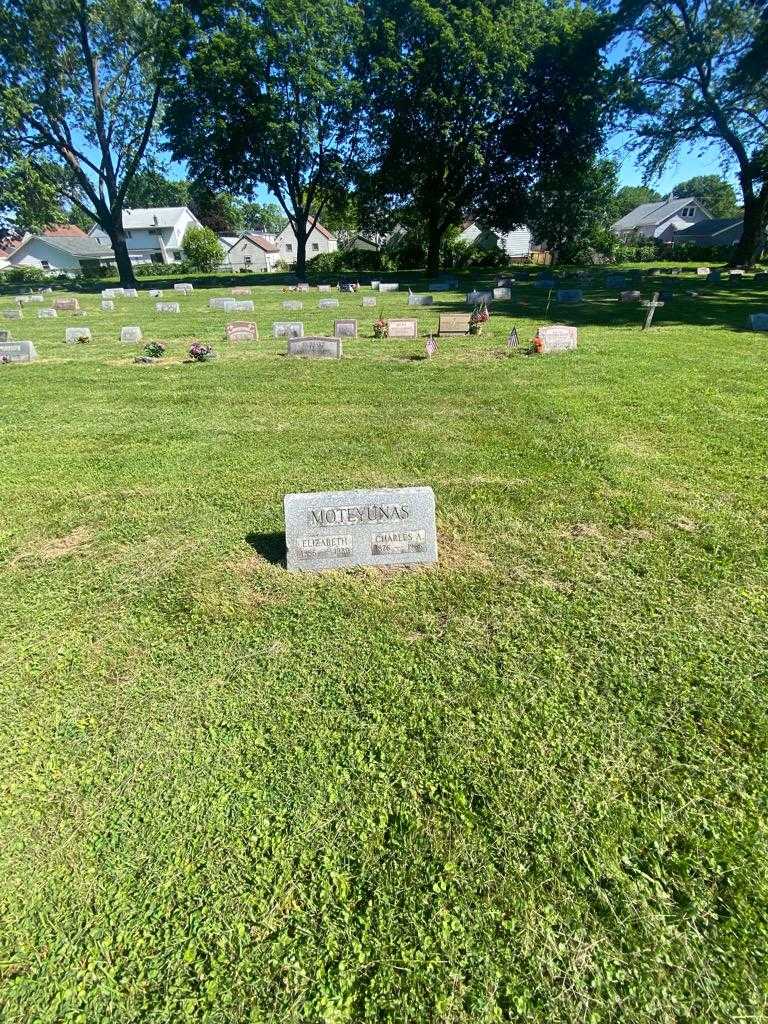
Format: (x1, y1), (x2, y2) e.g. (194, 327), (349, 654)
(1, 268), (767, 1023)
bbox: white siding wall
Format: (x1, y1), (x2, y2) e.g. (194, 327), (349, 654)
(274, 223), (337, 263)
(9, 238), (82, 271)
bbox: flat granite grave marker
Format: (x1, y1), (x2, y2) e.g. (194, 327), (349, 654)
(296, 283), (310, 292)
(226, 321), (258, 342)
(232, 287), (251, 295)
(283, 300), (304, 310)
(25, 295), (43, 303)
(439, 313), (471, 335)
(493, 286), (512, 300)
(334, 319), (358, 338)
(112, 288), (125, 297)
(319, 298), (339, 309)
(318, 284), (332, 293)
(557, 289), (583, 303)
(38, 308), (58, 318)
(537, 324), (577, 353)
(209, 297), (236, 311)
(467, 290), (493, 303)
(54, 298), (79, 311)
(101, 289), (116, 299)
(362, 297), (377, 307)
(3, 308), (23, 320)
(0, 340), (37, 363)
(386, 318), (418, 338)
(697, 267), (710, 277)
(174, 283), (194, 294)
(101, 300), (115, 311)
(149, 289), (163, 298)
(124, 288), (138, 298)
(156, 302), (180, 313)
(233, 300), (254, 312)
(606, 274), (628, 289)
(120, 326), (142, 343)
(708, 270), (722, 281)
(379, 283), (399, 292)
(284, 486), (438, 572)
(748, 312), (768, 331)
(287, 336), (342, 359)
(408, 294), (433, 306)
(620, 290), (642, 302)
(370, 281), (381, 290)
(65, 327), (92, 343)
(273, 322), (304, 339)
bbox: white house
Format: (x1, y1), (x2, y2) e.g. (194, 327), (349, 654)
(8, 233), (116, 273)
(225, 233), (281, 272)
(89, 206), (202, 263)
(274, 220), (337, 263)
(458, 221), (534, 258)
(611, 196), (711, 242)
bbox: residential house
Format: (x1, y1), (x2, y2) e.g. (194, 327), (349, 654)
(672, 217), (747, 249)
(611, 196), (711, 242)
(274, 220), (337, 264)
(225, 233), (281, 272)
(458, 221), (534, 258)
(342, 235), (380, 253)
(89, 206), (202, 264)
(8, 233), (116, 273)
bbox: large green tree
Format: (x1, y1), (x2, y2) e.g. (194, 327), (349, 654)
(165, 0), (363, 278)
(529, 158), (619, 263)
(0, 158), (68, 237)
(672, 174), (740, 218)
(0, 0), (190, 285)
(618, 0), (767, 265)
(236, 200), (285, 235)
(123, 165), (191, 209)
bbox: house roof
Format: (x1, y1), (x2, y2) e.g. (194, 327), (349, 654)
(42, 224), (88, 237)
(612, 196), (705, 231)
(93, 206), (194, 231)
(229, 233), (279, 253)
(13, 234), (116, 260)
(674, 217), (743, 238)
(308, 220), (334, 240)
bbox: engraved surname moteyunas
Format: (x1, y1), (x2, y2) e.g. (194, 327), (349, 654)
(308, 502), (409, 527)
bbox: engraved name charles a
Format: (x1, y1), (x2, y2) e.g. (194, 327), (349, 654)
(307, 501), (411, 528)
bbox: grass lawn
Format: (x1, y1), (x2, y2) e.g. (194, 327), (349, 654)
(1, 267), (767, 1022)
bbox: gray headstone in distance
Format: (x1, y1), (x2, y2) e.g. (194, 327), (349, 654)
(748, 312), (768, 331)
(0, 340), (37, 362)
(284, 486), (438, 572)
(287, 336), (342, 358)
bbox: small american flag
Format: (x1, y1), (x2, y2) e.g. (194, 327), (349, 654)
(425, 335), (437, 357)
(507, 327), (519, 348)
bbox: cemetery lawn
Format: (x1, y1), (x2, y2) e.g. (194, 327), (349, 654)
(2, 269), (768, 1023)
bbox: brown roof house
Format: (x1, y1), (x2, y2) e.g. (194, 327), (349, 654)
(225, 233), (281, 272)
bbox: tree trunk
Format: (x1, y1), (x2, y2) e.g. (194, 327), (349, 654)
(106, 220), (137, 286)
(731, 186), (767, 268)
(295, 222), (308, 280)
(426, 220), (444, 274)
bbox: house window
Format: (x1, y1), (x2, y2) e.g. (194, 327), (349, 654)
(312, 242), (319, 251)
(41, 260), (50, 269)
(286, 243), (293, 252)
(245, 256), (252, 266)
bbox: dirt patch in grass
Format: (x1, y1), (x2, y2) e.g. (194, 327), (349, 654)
(437, 526), (493, 570)
(8, 526), (93, 567)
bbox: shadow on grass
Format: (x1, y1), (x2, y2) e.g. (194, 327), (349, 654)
(245, 531), (286, 567)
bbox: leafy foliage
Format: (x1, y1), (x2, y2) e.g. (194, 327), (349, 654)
(123, 165), (191, 209)
(182, 226), (224, 272)
(529, 158), (619, 263)
(617, 0), (767, 264)
(236, 200), (286, 235)
(165, 0), (363, 276)
(672, 175), (740, 218)
(0, 0), (191, 283)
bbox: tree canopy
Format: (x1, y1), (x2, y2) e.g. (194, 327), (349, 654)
(361, 0), (611, 271)
(618, 0), (767, 264)
(672, 175), (740, 218)
(0, 0), (192, 283)
(164, 0), (363, 277)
